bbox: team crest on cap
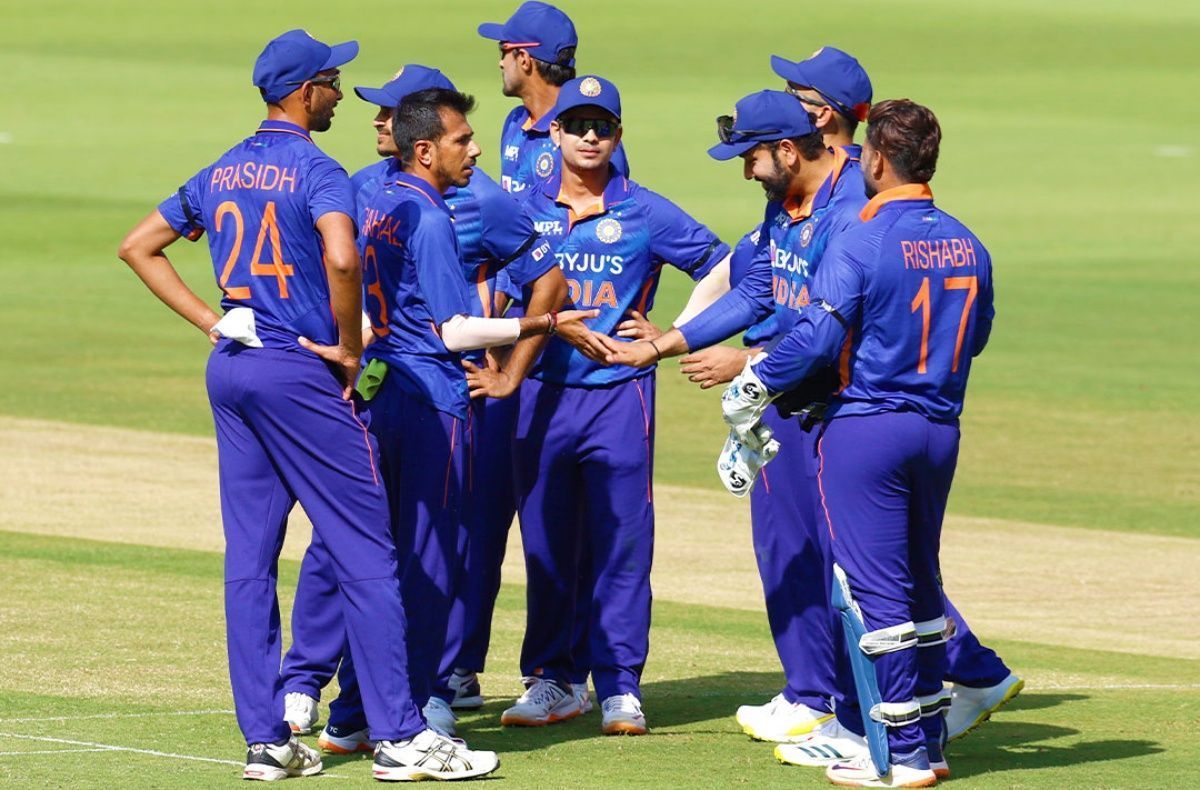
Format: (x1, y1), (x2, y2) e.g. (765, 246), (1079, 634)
(800, 222), (815, 247)
(535, 151), (555, 178)
(579, 77), (602, 97)
(596, 218), (622, 244)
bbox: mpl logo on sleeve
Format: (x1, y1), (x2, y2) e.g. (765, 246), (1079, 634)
(595, 218), (622, 244)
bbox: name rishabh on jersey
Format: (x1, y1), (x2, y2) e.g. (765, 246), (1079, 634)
(522, 168), (730, 387)
(158, 119), (356, 349)
(756, 184), (995, 421)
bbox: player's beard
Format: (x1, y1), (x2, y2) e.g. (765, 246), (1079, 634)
(759, 160), (791, 204)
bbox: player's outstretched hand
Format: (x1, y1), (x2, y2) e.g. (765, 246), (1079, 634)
(604, 340), (660, 369)
(554, 310), (617, 364)
(680, 346), (752, 389)
(617, 310), (663, 340)
(463, 356), (518, 400)
(298, 336), (361, 401)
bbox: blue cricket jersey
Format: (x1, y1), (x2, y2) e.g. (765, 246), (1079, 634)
(679, 147), (866, 352)
(499, 105), (630, 195)
(157, 120), (355, 350)
(755, 184), (995, 421)
(351, 159), (552, 318)
(360, 172), (473, 418)
(522, 168), (730, 387)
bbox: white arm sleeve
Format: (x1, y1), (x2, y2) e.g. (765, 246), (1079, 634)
(440, 314), (522, 352)
(673, 254), (732, 327)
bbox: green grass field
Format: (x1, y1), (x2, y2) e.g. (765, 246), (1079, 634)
(1, 0), (1198, 786)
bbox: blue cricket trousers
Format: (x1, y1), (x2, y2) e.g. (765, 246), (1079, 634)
(817, 411), (958, 755)
(514, 375), (655, 702)
(206, 342), (422, 744)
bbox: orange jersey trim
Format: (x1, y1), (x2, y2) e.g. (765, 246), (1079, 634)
(859, 183), (934, 222)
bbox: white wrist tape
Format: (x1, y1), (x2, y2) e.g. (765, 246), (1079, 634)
(440, 315), (521, 352)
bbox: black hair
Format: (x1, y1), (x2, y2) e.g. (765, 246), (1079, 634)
(533, 46), (576, 86)
(392, 88), (477, 169)
(771, 128), (827, 162)
(865, 99), (941, 183)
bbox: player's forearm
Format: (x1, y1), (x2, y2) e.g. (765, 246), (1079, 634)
(753, 310), (846, 393)
(324, 254), (364, 356)
(118, 213), (219, 334)
(676, 280), (770, 352)
(673, 254), (731, 327)
(500, 267), (568, 384)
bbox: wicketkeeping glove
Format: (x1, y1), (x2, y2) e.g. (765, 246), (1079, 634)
(716, 421), (780, 498)
(721, 354), (776, 439)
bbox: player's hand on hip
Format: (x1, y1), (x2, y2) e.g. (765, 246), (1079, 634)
(298, 336), (361, 401)
(463, 357), (517, 399)
(616, 310), (663, 340)
(680, 346), (752, 389)
(604, 339), (659, 368)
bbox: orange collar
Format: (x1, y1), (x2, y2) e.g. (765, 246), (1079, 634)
(859, 183), (934, 222)
(555, 187), (605, 229)
(782, 146), (849, 222)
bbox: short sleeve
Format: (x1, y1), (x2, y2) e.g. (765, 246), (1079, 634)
(412, 210), (471, 325)
(157, 168), (208, 241)
(306, 156), (356, 227)
(644, 193), (730, 279)
(478, 178), (555, 287)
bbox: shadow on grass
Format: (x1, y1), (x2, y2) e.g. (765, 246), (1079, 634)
(950, 719), (1165, 777)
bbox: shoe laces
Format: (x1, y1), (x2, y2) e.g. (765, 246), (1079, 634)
(519, 678), (567, 707)
(601, 693), (641, 716)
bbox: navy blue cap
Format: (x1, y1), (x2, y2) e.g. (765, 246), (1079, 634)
(550, 75), (621, 121)
(354, 65), (456, 107)
(770, 47), (872, 122)
(707, 90), (818, 161)
(253, 29), (358, 104)
(478, 1), (577, 67)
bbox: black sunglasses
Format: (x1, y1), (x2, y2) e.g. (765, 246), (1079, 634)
(785, 83), (854, 118)
(288, 74), (341, 92)
(560, 117), (620, 139)
(715, 114), (781, 145)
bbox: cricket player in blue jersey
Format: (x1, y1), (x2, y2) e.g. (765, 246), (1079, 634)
(721, 99), (995, 787)
(495, 75), (729, 735)
(278, 65), (569, 742)
(478, 1), (629, 195)
(313, 86), (592, 754)
(117, 29), (498, 782)
(608, 89), (867, 744)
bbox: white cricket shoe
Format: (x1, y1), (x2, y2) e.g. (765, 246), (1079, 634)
(317, 724), (374, 755)
(826, 750), (937, 788)
(449, 669), (484, 710)
(774, 718), (868, 766)
(243, 736), (323, 781)
(372, 728), (499, 782)
(283, 692), (320, 735)
(573, 682), (593, 714)
(735, 693), (833, 742)
(500, 678), (582, 727)
(946, 673), (1024, 740)
(423, 696), (458, 737)
(600, 693), (647, 736)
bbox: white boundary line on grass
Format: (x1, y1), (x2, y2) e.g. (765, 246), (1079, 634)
(0, 733), (350, 779)
(0, 748), (114, 756)
(1033, 683), (1200, 691)
(4, 709), (235, 723)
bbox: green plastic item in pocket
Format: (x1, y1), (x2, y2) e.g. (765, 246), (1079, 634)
(355, 358), (388, 401)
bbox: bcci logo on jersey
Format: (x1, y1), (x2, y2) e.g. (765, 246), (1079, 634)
(535, 152), (555, 179)
(800, 222), (815, 248)
(596, 218), (622, 244)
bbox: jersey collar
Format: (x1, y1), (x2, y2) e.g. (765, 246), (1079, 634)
(392, 172), (451, 214)
(543, 166), (632, 222)
(859, 183), (934, 222)
(781, 146), (851, 222)
(520, 105), (554, 134)
(255, 120), (313, 142)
